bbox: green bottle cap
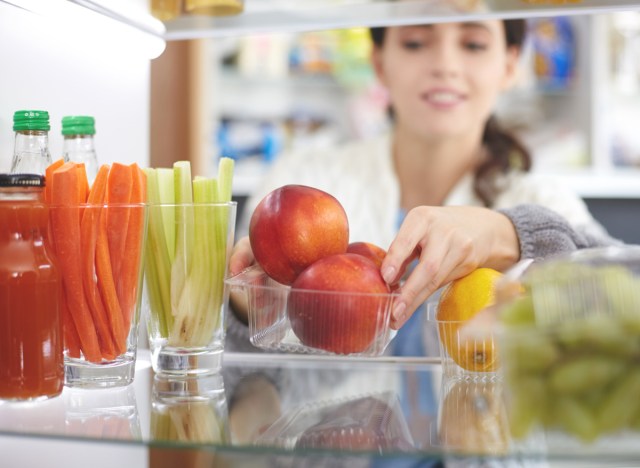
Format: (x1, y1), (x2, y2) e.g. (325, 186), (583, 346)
(61, 115), (96, 136)
(13, 110), (50, 132)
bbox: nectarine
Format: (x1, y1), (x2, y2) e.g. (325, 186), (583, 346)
(347, 242), (387, 269)
(249, 185), (349, 285)
(287, 253), (390, 354)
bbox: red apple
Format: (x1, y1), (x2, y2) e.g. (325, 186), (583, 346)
(287, 253), (391, 354)
(347, 241), (387, 269)
(249, 185), (349, 285)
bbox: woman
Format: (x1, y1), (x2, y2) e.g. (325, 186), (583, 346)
(228, 20), (615, 352)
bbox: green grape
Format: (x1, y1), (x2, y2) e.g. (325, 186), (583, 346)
(504, 331), (558, 373)
(551, 396), (599, 443)
(599, 266), (640, 316)
(507, 375), (546, 439)
(567, 315), (639, 357)
(581, 388), (606, 411)
(500, 295), (535, 326)
(597, 368), (640, 433)
(620, 314), (640, 335)
(549, 356), (625, 395)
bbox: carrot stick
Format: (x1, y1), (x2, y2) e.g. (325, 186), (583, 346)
(45, 159), (64, 204)
(105, 163), (133, 281)
(117, 164), (147, 332)
(81, 164), (117, 361)
(75, 163), (89, 203)
(62, 288), (82, 359)
(51, 162), (102, 363)
(96, 208), (128, 355)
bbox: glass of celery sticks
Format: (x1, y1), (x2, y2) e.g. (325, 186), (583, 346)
(143, 159), (236, 375)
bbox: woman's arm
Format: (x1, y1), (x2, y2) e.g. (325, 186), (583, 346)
(381, 204), (623, 329)
(500, 203), (622, 260)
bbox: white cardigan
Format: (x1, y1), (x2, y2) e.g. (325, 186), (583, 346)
(240, 133), (602, 250)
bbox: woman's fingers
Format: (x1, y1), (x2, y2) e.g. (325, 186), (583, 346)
(229, 236), (255, 276)
(390, 243), (446, 329)
(381, 207), (429, 284)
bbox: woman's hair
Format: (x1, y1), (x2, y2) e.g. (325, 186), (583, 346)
(369, 20), (532, 207)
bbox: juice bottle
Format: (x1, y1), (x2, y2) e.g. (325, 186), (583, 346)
(61, 115), (99, 185)
(0, 173), (63, 400)
(9, 110), (52, 175)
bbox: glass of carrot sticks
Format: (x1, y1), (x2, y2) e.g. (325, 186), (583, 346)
(46, 160), (148, 387)
(143, 159), (236, 375)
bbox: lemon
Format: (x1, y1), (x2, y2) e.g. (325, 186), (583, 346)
(437, 268), (503, 372)
(439, 379), (510, 454)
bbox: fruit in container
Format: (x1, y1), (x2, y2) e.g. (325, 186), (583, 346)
(436, 268), (503, 372)
(499, 256), (640, 442)
(287, 253), (391, 354)
(346, 241), (387, 269)
(249, 184), (349, 285)
(439, 379), (510, 455)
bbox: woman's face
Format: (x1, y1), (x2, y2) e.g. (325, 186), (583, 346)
(372, 21), (519, 142)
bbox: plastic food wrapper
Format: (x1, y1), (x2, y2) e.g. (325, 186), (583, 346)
(496, 247), (640, 444)
(225, 266), (397, 356)
(255, 392), (415, 453)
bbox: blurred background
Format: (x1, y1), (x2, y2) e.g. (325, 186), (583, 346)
(150, 12), (640, 243)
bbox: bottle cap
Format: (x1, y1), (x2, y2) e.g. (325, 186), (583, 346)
(0, 173), (45, 188)
(62, 115), (96, 136)
(13, 110), (50, 132)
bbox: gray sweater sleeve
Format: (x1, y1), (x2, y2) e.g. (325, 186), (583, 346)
(500, 204), (623, 260)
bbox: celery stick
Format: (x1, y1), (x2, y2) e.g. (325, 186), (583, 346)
(156, 167), (176, 263)
(194, 177), (220, 346)
(216, 157), (234, 203)
(170, 161), (195, 345)
(143, 168), (173, 337)
(173, 177), (213, 345)
(201, 157), (234, 346)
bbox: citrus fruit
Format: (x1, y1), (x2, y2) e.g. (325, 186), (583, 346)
(436, 267), (503, 372)
(439, 379), (510, 454)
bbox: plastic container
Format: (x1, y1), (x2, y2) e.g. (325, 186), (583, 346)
(498, 247), (640, 445)
(225, 266), (397, 356)
(255, 392), (414, 453)
(427, 300), (499, 381)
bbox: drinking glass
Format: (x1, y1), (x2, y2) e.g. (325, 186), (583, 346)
(144, 202), (237, 375)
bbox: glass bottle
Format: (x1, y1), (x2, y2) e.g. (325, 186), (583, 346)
(0, 173), (63, 401)
(62, 115), (99, 185)
(9, 110), (52, 175)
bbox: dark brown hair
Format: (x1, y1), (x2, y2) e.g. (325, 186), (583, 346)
(369, 20), (532, 206)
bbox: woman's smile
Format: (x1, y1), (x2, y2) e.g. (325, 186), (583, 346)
(421, 88), (467, 110)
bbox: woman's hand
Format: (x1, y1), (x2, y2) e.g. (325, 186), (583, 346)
(380, 206), (520, 330)
(228, 236), (255, 323)
(229, 236), (255, 276)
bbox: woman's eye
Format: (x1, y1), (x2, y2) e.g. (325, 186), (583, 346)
(402, 40), (425, 51)
(464, 41), (487, 52)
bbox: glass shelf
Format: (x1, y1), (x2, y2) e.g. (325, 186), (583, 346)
(2, 350), (640, 465)
(66, 0), (640, 40)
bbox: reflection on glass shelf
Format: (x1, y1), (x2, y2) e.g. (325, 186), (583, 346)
(0, 385), (140, 441)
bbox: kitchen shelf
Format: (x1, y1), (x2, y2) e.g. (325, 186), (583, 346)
(71, 0), (640, 40)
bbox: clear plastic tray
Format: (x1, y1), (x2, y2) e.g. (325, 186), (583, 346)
(497, 246), (640, 444)
(255, 392), (414, 453)
(224, 266), (398, 356)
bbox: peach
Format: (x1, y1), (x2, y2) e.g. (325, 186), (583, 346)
(249, 185), (349, 285)
(347, 241), (387, 269)
(287, 253), (390, 354)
